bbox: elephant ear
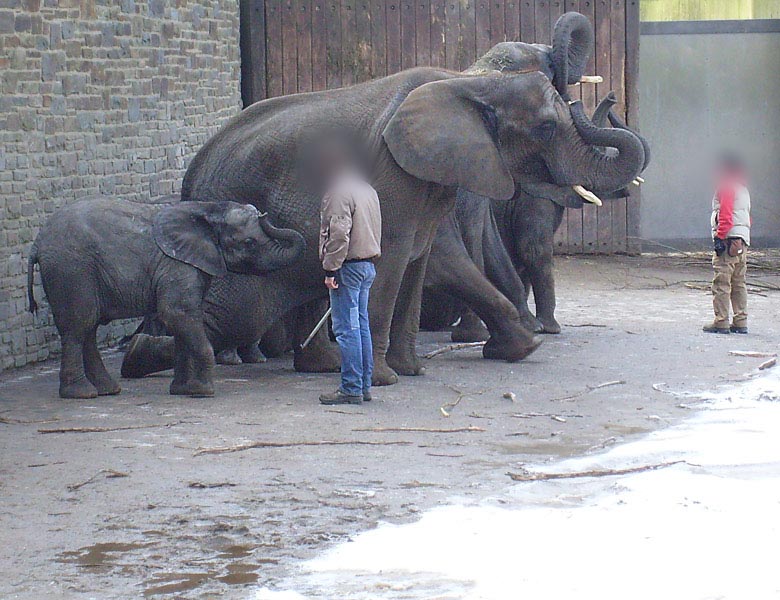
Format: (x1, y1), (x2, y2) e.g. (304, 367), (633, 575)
(153, 203), (228, 277)
(382, 77), (515, 201)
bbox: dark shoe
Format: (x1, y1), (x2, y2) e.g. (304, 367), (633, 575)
(363, 390), (372, 402)
(702, 324), (730, 334)
(319, 389), (363, 405)
(730, 325), (748, 334)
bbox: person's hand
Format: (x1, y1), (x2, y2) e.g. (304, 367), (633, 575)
(324, 276), (338, 289)
(713, 238), (727, 256)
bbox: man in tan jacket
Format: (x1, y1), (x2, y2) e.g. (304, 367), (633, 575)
(318, 158), (382, 405)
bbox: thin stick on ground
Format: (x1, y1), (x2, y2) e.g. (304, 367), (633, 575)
(67, 469), (128, 491)
(549, 380), (626, 402)
(353, 426), (485, 434)
(194, 440), (412, 456)
(507, 460), (687, 482)
(728, 351), (777, 358)
(39, 422), (185, 434)
(423, 342), (485, 359)
(563, 323), (607, 328)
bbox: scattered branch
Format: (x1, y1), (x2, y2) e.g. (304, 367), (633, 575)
(67, 469), (128, 491)
(39, 422), (184, 434)
(563, 323), (607, 328)
(188, 481), (237, 489)
(759, 358), (777, 371)
(728, 351), (777, 358)
(1, 417), (60, 425)
(507, 460), (686, 482)
(423, 342), (485, 359)
(549, 380), (626, 402)
(194, 440), (412, 456)
(353, 426), (485, 434)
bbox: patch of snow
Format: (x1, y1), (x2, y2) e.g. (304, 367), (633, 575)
(255, 370), (780, 600)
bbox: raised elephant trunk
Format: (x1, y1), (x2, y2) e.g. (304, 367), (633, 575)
(257, 214), (307, 268)
(567, 100), (646, 194)
(551, 12), (594, 99)
(591, 92), (651, 173)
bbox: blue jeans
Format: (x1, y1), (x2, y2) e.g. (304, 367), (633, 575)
(329, 261), (376, 396)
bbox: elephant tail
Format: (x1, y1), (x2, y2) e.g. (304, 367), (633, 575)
(27, 244), (38, 314)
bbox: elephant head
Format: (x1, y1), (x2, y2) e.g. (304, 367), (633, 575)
(153, 202), (306, 276)
(382, 71), (645, 203)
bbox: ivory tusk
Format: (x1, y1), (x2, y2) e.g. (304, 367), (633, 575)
(573, 185), (603, 207)
(635, 176), (645, 183)
(632, 179), (640, 186)
(578, 75), (603, 84)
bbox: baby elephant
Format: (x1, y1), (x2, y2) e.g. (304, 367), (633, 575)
(28, 197), (306, 399)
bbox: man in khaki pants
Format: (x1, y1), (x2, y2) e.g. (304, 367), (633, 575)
(703, 155), (751, 335)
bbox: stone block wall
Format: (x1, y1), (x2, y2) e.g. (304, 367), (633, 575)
(0, 0), (241, 371)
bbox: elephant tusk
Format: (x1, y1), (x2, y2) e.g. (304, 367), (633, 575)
(573, 185), (603, 206)
(635, 176), (645, 183)
(576, 75), (603, 84)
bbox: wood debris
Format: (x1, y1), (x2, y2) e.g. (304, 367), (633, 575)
(550, 380), (626, 402)
(758, 358), (777, 371)
(507, 460), (686, 482)
(39, 422), (184, 434)
(194, 440), (412, 456)
(503, 392), (517, 402)
(188, 481), (237, 489)
(67, 469), (128, 491)
(353, 426), (485, 434)
(728, 351), (777, 358)
(423, 342), (485, 359)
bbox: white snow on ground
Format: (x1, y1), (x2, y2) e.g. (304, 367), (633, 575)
(256, 370), (780, 600)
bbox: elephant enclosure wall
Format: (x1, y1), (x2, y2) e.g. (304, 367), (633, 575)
(241, 0), (642, 255)
(0, 1), (241, 372)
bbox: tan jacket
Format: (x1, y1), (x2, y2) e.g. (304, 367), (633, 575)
(319, 172), (382, 275)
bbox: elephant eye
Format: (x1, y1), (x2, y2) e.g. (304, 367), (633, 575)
(243, 238), (256, 248)
(530, 120), (556, 142)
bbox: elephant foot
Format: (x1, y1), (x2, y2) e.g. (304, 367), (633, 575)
(387, 350), (425, 377)
(372, 358), (399, 386)
(216, 348), (242, 365)
(237, 343), (267, 364)
(170, 379), (215, 398)
(293, 343), (341, 373)
(94, 377), (121, 396)
(59, 377), (98, 399)
(483, 335), (542, 362)
(538, 317), (561, 334)
(521, 315), (545, 334)
(121, 334), (175, 378)
(451, 323), (489, 343)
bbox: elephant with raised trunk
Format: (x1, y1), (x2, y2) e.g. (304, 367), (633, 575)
(123, 34), (646, 386)
(422, 12), (650, 341)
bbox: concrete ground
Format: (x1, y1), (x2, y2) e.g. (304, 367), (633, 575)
(1, 253), (778, 599)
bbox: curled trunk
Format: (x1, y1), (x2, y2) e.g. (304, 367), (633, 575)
(567, 100), (646, 193)
(551, 12), (594, 99)
(258, 216), (307, 269)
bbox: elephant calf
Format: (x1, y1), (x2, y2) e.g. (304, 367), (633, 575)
(28, 197), (305, 399)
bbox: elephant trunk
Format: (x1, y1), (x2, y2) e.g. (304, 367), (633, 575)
(258, 215), (307, 269)
(551, 12), (594, 99)
(591, 92), (618, 128)
(608, 110), (652, 172)
(564, 100), (646, 194)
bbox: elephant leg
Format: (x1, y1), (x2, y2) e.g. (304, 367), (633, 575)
(427, 248), (541, 363)
(259, 319), (289, 358)
(451, 308), (489, 343)
(369, 239), (416, 387)
(526, 256), (560, 334)
(167, 314), (215, 397)
(59, 332), (98, 399)
(237, 343), (267, 363)
(292, 298), (341, 373)
(216, 347), (242, 365)
(120, 333), (176, 378)
(386, 252), (430, 377)
(83, 326), (121, 395)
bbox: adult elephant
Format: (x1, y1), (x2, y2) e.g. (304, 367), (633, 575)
(422, 13), (649, 339)
(124, 54), (645, 386)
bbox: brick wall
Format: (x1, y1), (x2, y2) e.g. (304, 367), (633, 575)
(0, 0), (241, 371)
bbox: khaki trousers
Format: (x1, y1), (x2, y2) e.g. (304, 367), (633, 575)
(711, 250), (748, 327)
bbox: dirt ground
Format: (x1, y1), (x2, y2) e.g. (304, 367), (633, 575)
(1, 253), (778, 599)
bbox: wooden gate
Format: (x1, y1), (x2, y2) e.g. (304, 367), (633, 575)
(240, 0), (641, 254)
